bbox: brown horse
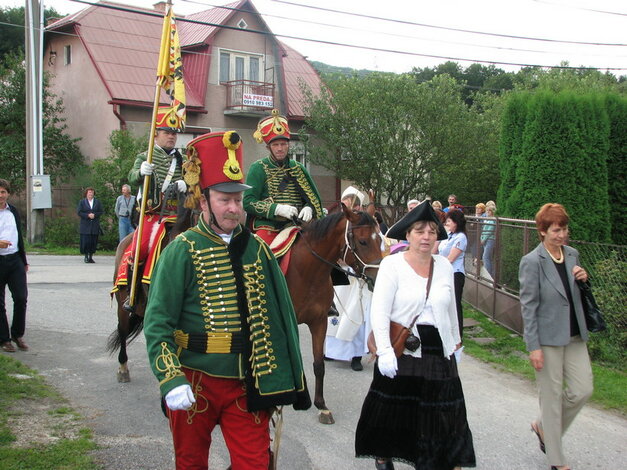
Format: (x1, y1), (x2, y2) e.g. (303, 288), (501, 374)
(107, 208), (194, 382)
(285, 204), (382, 424)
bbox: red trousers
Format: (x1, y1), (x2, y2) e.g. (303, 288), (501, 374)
(167, 369), (270, 470)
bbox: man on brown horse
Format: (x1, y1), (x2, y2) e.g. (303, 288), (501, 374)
(243, 109), (324, 245)
(144, 131), (311, 470)
(113, 106), (187, 297)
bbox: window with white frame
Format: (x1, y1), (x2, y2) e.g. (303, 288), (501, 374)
(290, 140), (309, 169)
(219, 50), (263, 83)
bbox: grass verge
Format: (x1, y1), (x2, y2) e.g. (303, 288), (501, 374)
(463, 305), (626, 415)
(0, 354), (100, 470)
(25, 243), (116, 256)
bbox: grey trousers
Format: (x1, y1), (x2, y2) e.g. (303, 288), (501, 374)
(535, 336), (593, 466)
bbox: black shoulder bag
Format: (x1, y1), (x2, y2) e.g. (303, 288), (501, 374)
(576, 280), (607, 333)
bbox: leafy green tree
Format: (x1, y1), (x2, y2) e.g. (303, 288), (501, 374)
(0, 52), (85, 194)
(301, 73), (500, 216)
(0, 6), (62, 59)
(513, 63), (623, 93)
(87, 130), (147, 249)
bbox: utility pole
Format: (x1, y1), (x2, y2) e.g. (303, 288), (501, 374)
(25, 0), (51, 243)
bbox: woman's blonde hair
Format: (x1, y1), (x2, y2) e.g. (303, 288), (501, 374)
(475, 203), (486, 212)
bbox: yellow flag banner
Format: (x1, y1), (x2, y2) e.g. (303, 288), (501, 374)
(156, 4), (186, 130)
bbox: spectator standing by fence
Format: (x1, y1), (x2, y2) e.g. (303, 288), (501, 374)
(481, 202), (497, 278)
(438, 210), (468, 338)
(77, 187), (103, 264)
(115, 184), (136, 242)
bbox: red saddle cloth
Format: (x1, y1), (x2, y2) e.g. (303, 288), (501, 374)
(112, 215), (176, 293)
(266, 226), (301, 275)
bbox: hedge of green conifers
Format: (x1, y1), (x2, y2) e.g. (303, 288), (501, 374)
(497, 91), (626, 245)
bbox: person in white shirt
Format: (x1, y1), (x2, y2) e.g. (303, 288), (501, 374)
(355, 200), (475, 470)
(0, 179), (29, 352)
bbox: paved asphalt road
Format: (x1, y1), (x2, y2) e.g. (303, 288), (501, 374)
(5, 254), (626, 469)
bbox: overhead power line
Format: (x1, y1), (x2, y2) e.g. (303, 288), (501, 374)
(532, 0), (627, 17)
(0, 0), (599, 72)
(179, 0), (625, 59)
(270, 0), (627, 47)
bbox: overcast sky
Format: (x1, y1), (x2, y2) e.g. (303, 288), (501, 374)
(3, 0), (626, 74)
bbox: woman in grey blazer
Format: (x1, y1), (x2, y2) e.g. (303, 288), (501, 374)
(519, 203), (592, 470)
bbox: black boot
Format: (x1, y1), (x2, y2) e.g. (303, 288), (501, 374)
(351, 356), (363, 371)
(84, 254), (89, 263)
(88, 253), (95, 263)
(374, 459), (394, 470)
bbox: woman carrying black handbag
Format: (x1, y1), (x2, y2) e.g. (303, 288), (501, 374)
(519, 203), (593, 470)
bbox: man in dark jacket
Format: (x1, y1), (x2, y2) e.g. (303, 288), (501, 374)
(0, 179), (29, 352)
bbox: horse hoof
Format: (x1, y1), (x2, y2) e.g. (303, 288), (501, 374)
(318, 410), (335, 425)
(117, 371), (131, 383)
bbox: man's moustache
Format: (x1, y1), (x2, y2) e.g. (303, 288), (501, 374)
(223, 214), (240, 220)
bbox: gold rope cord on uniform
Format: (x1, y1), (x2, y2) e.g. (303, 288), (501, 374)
(242, 253), (275, 384)
(293, 167), (323, 216)
(222, 131), (244, 181)
(183, 145), (201, 209)
(253, 109), (288, 144)
(155, 342), (185, 385)
(174, 330), (236, 353)
(186, 370), (210, 424)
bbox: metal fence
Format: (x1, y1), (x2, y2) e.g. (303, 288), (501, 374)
(463, 215), (626, 366)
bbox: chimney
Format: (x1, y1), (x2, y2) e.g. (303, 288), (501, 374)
(153, 2), (167, 12)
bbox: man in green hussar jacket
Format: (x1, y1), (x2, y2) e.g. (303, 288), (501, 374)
(143, 130), (310, 470)
(244, 109), (324, 245)
(128, 106), (186, 215)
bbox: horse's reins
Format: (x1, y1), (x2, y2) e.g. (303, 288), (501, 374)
(297, 217), (380, 283)
(341, 219), (381, 274)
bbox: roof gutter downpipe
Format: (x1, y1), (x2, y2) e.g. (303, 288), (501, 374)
(112, 103), (127, 130)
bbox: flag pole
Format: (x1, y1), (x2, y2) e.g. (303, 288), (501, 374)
(127, 0), (173, 309)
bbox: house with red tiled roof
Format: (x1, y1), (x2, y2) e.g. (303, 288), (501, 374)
(44, 0), (338, 203)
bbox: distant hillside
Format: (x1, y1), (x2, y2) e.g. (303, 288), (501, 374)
(309, 61), (385, 78)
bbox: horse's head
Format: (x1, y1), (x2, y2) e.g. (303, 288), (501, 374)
(341, 204), (382, 289)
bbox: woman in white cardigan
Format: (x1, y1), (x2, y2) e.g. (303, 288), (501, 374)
(355, 200), (475, 470)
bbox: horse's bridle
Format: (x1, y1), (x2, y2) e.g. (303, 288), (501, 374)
(300, 218), (381, 288)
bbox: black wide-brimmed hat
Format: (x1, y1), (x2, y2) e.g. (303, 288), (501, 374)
(386, 200), (447, 241)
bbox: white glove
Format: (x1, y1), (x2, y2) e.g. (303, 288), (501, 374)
(275, 204), (298, 219)
(377, 347), (398, 379)
(140, 161), (155, 176)
(176, 180), (187, 193)
(165, 384), (196, 411)
(298, 206), (313, 222)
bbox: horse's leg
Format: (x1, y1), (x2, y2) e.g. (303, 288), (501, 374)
(308, 319), (334, 425)
(116, 290), (131, 383)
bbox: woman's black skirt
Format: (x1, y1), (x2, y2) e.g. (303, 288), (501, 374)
(355, 325), (476, 470)
(79, 234), (99, 254)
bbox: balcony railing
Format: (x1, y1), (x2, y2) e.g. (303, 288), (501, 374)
(224, 80), (275, 114)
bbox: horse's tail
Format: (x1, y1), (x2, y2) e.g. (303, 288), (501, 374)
(106, 313), (145, 354)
